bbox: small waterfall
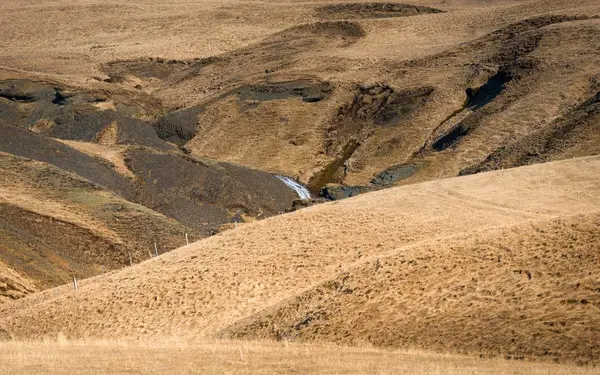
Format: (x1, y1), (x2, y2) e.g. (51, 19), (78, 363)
(275, 175), (312, 200)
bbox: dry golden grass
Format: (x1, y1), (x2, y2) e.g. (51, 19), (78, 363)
(225, 211), (600, 363)
(2, 0), (600, 186)
(1, 156), (599, 363)
(0, 339), (597, 375)
(2, 0), (600, 370)
(54, 140), (135, 179)
(0, 260), (36, 304)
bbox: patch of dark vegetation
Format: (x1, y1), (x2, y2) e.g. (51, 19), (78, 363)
(289, 21), (366, 39)
(320, 184), (377, 200)
(318, 84), (432, 188)
(237, 80), (333, 105)
(335, 85), (434, 132)
(0, 79), (171, 150)
(222, 301), (330, 342)
(371, 163), (420, 185)
(460, 91), (600, 175)
(489, 15), (595, 40)
(292, 311), (328, 331)
(316, 3), (444, 20)
(102, 57), (192, 83)
(0, 122), (134, 199)
(461, 15), (598, 67)
(466, 70), (513, 110)
(405, 15), (599, 73)
(152, 106), (204, 145)
(124, 149), (296, 235)
(326, 84), (433, 162)
(159, 22), (364, 90)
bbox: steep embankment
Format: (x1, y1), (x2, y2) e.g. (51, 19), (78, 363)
(0, 152), (192, 302)
(0, 79), (298, 232)
(1, 156), (599, 363)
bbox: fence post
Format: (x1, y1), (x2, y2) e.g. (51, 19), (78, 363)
(72, 276), (78, 290)
(129, 253), (133, 266)
(154, 242), (159, 257)
(185, 233), (189, 245)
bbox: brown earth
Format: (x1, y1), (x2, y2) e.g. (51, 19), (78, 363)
(0, 152), (193, 301)
(1, 157), (599, 364)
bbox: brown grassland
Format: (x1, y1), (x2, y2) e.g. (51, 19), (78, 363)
(1, 0), (600, 373)
(1, 339), (599, 375)
(2, 156), (600, 373)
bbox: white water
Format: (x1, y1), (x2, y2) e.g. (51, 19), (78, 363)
(275, 175), (312, 200)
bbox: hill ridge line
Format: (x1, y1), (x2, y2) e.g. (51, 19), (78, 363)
(216, 209), (600, 336)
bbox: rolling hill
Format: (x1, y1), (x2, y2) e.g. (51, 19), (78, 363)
(1, 0), (600, 371)
(1, 156), (599, 363)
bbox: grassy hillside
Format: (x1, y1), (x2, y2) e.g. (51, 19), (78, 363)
(2, 1), (599, 195)
(1, 0), (600, 372)
(1, 156), (599, 363)
(225, 212), (600, 364)
(0, 153), (192, 302)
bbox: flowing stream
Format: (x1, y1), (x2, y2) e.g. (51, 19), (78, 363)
(275, 175), (312, 200)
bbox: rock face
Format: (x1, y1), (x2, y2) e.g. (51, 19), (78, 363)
(320, 184), (377, 200)
(285, 198), (328, 212)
